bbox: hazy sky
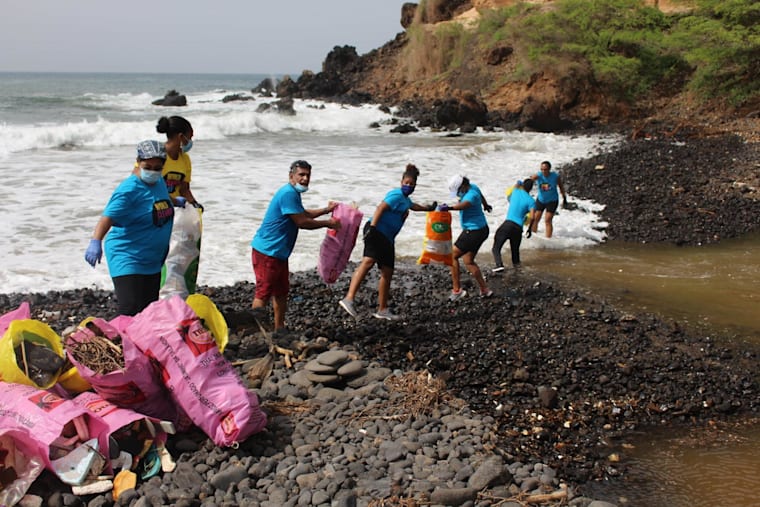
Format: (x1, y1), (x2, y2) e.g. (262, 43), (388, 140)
(0, 1), (410, 74)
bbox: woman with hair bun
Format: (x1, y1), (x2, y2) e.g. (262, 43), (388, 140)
(339, 164), (437, 321)
(156, 115), (202, 210)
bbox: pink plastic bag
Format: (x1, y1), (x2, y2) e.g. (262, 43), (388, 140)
(0, 383), (110, 484)
(72, 391), (168, 471)
(318, 203), (364, 284)
(73, 391), (167, 441)
(64, 317), (186, 429)
(0, 427), (46, 507)
(0, 302), (31, 336)
(125, 296), (267, 446)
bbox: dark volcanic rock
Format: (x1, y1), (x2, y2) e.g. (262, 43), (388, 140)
(3, 131), (759, 504)
(252, 77), (276, 96)
(152, 89), (187, 107)
(520, 99), (573, 132)
(434, 93), (488, 129)
(401, 3), (417, 29)
(9, 247), (757, 491)
(275, 76), (299, 98)
(560, 133), (760, 245)
(221, 93), (254, 103)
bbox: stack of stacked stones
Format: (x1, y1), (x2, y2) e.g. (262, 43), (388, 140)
(300, 349), (369, 387)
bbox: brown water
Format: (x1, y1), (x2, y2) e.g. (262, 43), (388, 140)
(527, 234), (760, 340)
(519, 233), (760, 507)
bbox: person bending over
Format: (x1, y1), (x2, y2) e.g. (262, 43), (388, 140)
(250, 160), (340, 331)
(440, 174), (493, 300)
(492, 178), (536, 271)
(339, 164), (436, 321)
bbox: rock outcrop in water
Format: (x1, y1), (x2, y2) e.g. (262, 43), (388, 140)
(151, 89), (187, 107)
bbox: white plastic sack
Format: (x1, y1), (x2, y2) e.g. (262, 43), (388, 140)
(160, 206), (202, 299)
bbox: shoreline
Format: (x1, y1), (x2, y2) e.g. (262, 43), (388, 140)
(3, 131), (760, 505)
(3, 260), (759, 505)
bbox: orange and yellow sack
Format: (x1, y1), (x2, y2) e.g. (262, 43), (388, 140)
(417, 210), (453, 266)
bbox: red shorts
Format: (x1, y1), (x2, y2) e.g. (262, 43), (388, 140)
(252, 249), (289, 300)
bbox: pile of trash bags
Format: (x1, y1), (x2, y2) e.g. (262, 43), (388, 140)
(0, 295), (267, 506)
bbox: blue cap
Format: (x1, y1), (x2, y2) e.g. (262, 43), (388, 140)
(136, 140), (166, 160)
(516, 180), (523, 187)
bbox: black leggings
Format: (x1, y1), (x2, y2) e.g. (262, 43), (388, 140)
(112, 273), (161, 316)
(492, 220), (523, 267)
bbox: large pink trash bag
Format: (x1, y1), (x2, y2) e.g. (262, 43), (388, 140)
(0, 427), (46, 507)
(0, 383), (110, 485)
(64, 317), (187, 429)
(73, 391), (169, 465)
(318, 203), (364, 284)
(0, 302), (30, 335)
(125, 296), (267, 447)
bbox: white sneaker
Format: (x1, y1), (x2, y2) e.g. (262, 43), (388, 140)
(491, 266), (505, 273)
(448, 289), (467, 302)
(373, 309), (401, 321)
(339, 299), (358, 319)
(480, 289), (494, 298)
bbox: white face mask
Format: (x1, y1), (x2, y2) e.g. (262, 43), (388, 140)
(293, 183), (309, 193)
(140, 168), (162, 185)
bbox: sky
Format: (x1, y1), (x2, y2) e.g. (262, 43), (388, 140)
(0, 1), (411, 75)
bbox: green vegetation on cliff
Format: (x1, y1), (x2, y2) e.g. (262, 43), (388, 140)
(409, 0), (759, 107)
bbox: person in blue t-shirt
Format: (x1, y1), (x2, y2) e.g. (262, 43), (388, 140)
(84, 140), (175, 316)
(530, 160), (567, 238)
(491, 179), (536, 271)
(339, 164), (437, 321)
(439, 174), (494, 300)
(251, 160), (340, 331)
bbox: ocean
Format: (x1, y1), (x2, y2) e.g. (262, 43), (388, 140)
(0, 71), (618, 294)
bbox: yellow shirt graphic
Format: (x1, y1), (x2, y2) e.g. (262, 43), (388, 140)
(162, 152), (192, 198)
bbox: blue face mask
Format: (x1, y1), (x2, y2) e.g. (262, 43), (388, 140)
(401, 184), (415, 196)
(181, 139), (193, 153)
(140, 168), (162, 185)
(293, 183), (309, 193)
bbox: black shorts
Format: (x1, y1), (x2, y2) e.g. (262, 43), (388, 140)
(454, 226), (489, 255)
(535, 200), (559, 213)
(362, 222), (395, 269)
(112, 273), (161, 316)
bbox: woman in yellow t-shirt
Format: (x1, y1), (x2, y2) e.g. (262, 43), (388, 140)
(156, 116), (202, 211)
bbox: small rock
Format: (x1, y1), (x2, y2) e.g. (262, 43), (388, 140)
(306, 372), (341, 384)
(305, 359), (337, 374)
(337, 359), (365, 377)
(210, 464), (248, 490)
(430, 487), (477, 506)
(316, 349), (349, 367)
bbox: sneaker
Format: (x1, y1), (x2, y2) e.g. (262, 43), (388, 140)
(339, 299), (358, 319)
(480, 289), (494, 298)
(448, 289), (467, 302)
(373, 309), (402, 321)
(491, 266), (505, 273)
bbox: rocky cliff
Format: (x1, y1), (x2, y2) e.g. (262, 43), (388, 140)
(280, 0), (757, 136)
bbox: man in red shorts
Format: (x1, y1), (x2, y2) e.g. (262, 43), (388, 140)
(250, 160), (340, 331)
